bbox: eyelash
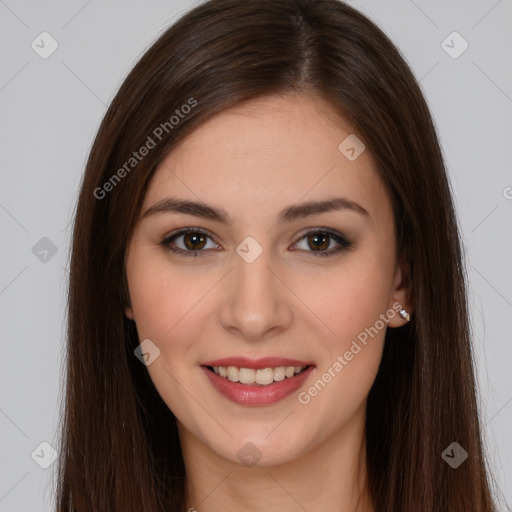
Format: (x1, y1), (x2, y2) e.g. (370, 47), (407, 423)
(159, 227), (352, 258)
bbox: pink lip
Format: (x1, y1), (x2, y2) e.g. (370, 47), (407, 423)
(201, 356), (314, 369)
(201, 364), (316, 406)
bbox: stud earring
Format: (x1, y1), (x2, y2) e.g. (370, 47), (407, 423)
(399, 308), (410, 322)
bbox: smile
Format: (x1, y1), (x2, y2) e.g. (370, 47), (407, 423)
(208, 365), (308, 386)
(201, 363), (315, 406)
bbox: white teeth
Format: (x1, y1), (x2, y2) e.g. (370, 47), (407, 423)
(211, 365), (307, 385)
(255, 368), (274, 385)
(238, 368), (256, 384)
(273, 367), (286, 381)
(227, 366), (239, 382)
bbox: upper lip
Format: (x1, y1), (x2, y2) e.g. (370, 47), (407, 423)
(201, 357), (314, 369)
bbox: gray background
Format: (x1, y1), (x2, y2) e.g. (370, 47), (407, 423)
(0, 0), (511, 510)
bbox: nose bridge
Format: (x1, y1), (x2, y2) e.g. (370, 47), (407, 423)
(219, 235), (292, 340)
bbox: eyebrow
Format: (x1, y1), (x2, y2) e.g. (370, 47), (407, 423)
(141, 196), (370, 224)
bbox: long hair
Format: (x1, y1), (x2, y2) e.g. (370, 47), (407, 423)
(56, 0), (497, 510)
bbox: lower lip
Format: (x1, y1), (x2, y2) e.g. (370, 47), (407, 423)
(201, 365), (315, 406)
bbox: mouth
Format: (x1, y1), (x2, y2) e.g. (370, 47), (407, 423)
(204, 364), (311, 386)
(200, 359), (316, 406)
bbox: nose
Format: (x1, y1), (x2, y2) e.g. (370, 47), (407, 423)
(218, 244), (294, 342)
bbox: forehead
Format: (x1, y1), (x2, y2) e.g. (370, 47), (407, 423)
(141, 94), (390, 224)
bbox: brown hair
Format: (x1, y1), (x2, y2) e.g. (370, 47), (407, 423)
(56, 0), (498, 510)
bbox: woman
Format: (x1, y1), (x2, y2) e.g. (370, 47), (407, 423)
(57, 0), (498, 510)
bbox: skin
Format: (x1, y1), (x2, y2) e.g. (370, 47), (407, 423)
(124, 93), (411, 512)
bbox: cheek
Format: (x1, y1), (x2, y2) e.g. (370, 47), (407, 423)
(295, 263), (390, 431)
(294, 254), (394, 344)
(126, 250), (209, 341)
(126, 254), (210, 411)
(291, 253), (394, 415)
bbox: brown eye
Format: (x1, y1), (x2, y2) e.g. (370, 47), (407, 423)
(183, 232), (207, 250)
(307, 233), (330, 251)
(161, 228), (351, 259)
(293, 229), (352, 257)
(160, 228), (218, 257)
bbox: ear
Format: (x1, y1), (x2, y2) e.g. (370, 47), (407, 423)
(386, 262), (413, 328)
(121, 271), (134, 320)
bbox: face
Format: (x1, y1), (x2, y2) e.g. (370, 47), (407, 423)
(124, 93), (409, 467)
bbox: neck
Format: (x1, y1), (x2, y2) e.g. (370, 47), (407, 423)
(178, 409), (373, 512)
